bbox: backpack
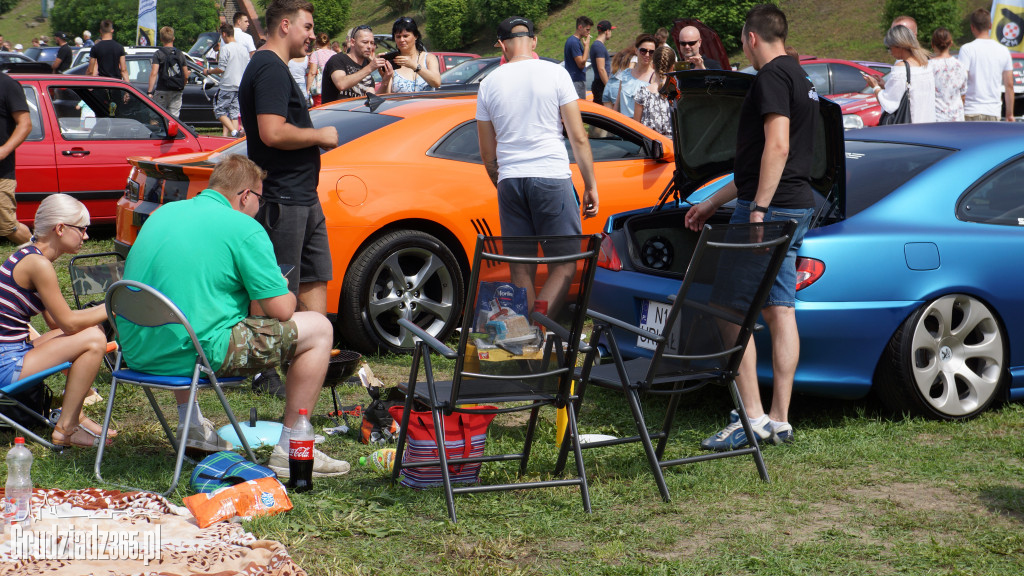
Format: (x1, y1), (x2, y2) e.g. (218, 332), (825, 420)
(158, 47), (186, 91)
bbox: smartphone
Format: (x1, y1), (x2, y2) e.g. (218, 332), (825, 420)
(280, 264), (296, 278)
(381, 50), (400, 63)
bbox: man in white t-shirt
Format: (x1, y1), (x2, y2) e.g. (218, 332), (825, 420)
(233, 12), (258, 56)
(205, 24), (251, 137)
(476, 16), (598, 314)
(959, 8), (1014, 122)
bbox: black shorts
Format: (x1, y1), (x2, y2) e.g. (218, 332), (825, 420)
(257, 201), (332, 293)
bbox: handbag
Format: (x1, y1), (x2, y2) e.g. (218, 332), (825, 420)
(878, 61), (912, 125)
(388, 405), (496, 489)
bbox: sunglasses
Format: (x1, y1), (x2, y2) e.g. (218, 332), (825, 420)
(638, 48), (655, 55)
(353, 24), (372, 34)
(395, 17), (414, 25)
(679, 40), (698, 47)
(63, 223), (88, 235)
(242, 188), (265, 208)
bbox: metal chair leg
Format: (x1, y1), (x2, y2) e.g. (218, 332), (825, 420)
(729, 379), (770, 483)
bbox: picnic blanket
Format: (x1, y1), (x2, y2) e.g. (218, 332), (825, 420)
(0, 488), (306, 576)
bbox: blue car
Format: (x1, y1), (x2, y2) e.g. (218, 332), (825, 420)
(590, 70), (1024, 420)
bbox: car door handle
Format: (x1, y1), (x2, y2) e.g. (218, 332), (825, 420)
(61, 149), (90, 157)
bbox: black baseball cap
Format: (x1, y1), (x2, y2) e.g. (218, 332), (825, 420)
(496, 16), (535, 41)
(597, 20), (616, 32)
(55, 32), (69, 41)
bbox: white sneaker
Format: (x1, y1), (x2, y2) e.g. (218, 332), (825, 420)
(268, 445), (350, 478)
(178, 416), (232, 452)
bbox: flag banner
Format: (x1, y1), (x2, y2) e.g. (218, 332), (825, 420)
(992, 1), (1024, 51)
(137, 0), (157, 47)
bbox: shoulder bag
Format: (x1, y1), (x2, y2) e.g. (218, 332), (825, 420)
(878, 60), (912, 125)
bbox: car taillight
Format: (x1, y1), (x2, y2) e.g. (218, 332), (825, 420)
(795, 257), (824, 291)
(597, 232), (622, 271)
(125, 177), (140, 202)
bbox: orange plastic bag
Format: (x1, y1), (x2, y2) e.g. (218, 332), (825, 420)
(183, 476), (293, 528)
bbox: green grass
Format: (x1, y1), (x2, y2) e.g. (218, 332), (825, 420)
(4, 230), (1024, 575)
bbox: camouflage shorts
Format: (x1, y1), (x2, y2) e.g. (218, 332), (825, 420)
(218, 317), (298, 377)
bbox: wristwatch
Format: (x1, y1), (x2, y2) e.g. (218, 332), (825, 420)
(750, 202), (769, 213)
(414, 64), (421, 73)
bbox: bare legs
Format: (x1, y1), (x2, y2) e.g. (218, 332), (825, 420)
(734, 305), (798, 422)
(509, 261), (576, 316)
(21, 326), (108, 437)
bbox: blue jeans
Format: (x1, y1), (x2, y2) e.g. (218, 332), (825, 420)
(731, 200), (815, 307)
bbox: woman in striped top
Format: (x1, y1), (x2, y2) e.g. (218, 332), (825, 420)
(1, 194), (116, 447)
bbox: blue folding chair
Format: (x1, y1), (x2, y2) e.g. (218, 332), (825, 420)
(0, 361), (72, 450)
(94, 280), (256, 496)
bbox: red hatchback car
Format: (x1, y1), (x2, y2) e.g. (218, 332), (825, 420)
(800, 59), (888, 129)
(11, 74), (231, 225)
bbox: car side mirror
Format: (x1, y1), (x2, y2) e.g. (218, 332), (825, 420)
(650, 140), (672, 163)
(165, 121), (179, 139)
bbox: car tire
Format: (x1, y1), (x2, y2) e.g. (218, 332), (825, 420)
(877, 294), (1006, 420)
(339, 230), (464, 355)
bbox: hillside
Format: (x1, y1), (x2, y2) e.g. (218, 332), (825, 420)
(0, 0), (993, 66)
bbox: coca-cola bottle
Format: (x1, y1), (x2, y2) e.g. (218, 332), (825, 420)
(287, 409), (314, 493)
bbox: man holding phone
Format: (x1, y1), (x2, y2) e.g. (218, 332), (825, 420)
(678, 26), (721, 70)
(322, 25), (392, 104)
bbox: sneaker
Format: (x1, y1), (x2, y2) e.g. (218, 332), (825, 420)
(267, 445), (350, 478)
(768, 421), (794, 445)
(700, 416), (771, 452)
(252, 369), (287, 399)
(178, 416), (233, 452)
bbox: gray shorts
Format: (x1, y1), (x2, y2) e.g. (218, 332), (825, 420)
(497, 177), (582, 256)
(153, 90), (183, 118)
(572, 80), (586, 100)
(257, 202), (333, 293)
(214, 90), (240, 119)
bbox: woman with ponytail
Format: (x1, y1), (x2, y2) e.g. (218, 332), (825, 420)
(633, 44), (677, 136)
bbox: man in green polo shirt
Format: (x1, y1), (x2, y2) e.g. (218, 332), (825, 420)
(122, 154), (349, 477)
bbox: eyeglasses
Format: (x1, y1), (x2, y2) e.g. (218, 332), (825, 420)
(63, 223), (88, 235)
(242, 188), (265, 208)
(638, 48), (655, 55)
(678, 40), (698, 47)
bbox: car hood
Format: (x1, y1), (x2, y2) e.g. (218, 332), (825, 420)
(671, 70), (846, 219)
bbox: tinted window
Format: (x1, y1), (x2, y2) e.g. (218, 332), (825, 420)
(429, 121), (481, 163)
(845, 140), (953, 216)
(957, 155), (1024, 226)
(48, 86), (165, 140)
(125, 58), (152, 83)
(831, 64), (868, 94)
(570, 114), (645, 162)
(211, 109), (401, 160)
(440, 59), (492, 84)
(444, 55), (475, 69)
(802, 63), (830, 95)
(23, 86), (43, 142)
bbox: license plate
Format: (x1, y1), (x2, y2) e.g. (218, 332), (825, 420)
(637, 299), (672, 351)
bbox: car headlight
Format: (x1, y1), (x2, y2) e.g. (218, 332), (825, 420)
(843, 114), (864, 130)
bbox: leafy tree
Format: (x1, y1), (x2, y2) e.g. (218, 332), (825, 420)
(880, 0), (964, 47)
(51, 0), (220, 49)
(424, 0), (475, 50)
(255, 0), (351, 40)
(640, 0), (768, 54)
(477, 0), (549, 31)
(0, 0), (16, 15)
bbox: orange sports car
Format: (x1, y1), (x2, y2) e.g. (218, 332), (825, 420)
(115, 92), (676, 353)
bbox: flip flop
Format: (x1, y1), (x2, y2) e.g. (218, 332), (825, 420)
(53, 424), (113, 448)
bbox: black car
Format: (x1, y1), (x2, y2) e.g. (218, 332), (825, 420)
(437, 56), (560, 91)
(24, 45), (81, 64)
(66, 55), (222, 128)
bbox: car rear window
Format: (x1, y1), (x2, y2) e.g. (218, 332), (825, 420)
(845, 140), (953, 216)
(210, 110), (401, 160)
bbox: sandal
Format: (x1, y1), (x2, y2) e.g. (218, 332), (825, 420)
(53, 424), (112, 448)
(79, 416), (118, 439)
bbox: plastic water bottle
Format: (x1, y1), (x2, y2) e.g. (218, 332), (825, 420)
(287, 409), (314, 493)
(359, 448), (395, 473)
(5, 437), (33, 527)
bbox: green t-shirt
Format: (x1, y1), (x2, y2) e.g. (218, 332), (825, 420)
(120, 189), (288, 375)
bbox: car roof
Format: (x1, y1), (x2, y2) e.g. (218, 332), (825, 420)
(10, 73), (130, 83)
(849, 122), (1024, 151)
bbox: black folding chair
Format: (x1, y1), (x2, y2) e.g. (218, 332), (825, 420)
(68, 252), (124, 370)
(391, 234), (601, 523)
(555, 221), (796, 501)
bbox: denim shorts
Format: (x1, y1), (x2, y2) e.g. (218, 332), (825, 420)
(730, 200), (815, 307)
(0, 341), (33, 386)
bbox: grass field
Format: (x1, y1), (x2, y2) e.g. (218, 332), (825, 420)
(2, 231), (1024, 575)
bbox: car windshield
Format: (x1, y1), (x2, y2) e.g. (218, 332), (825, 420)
(210, 109), (402, 160)
(440, 59), (492, 84)
(845, 140), (954, 216)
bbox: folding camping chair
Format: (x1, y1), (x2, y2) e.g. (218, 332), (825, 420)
(0, 361), (72, 450)
(68, 252), (124, 370)
(555, 221), (796, 501)
(391, 234), (601, 523)
(95, 280), (256, 496)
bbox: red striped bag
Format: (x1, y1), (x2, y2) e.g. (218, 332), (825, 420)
(388, 405), (496, 489)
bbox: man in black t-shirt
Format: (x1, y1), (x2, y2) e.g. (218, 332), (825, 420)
(87, 20), (128, 81)
(147, 26), (190, 118)
(322, 25), (392, 103)
(0, 72), (31, 244)
(685, 4), (818, 451)
(51, 32), (73, 73)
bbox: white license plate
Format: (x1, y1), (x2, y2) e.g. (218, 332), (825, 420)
(637, 300), (672, 351)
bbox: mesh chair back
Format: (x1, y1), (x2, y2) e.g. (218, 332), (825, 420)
(68, 252), (124, 309)
(105, 280), (213, 371)
(449, 235), (601, 405)
(646, 221), (795, 385)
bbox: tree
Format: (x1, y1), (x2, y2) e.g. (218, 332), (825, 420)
(51, 0), (220, 49)
(640, 0), (767, 54)
(424, 0), (475, 51)
(477, 0), (549, 32)
(880, 0), (963, 47)
(255, 0), (351, 40)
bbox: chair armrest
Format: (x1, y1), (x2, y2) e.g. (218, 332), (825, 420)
(396, 318), (458, 359)
(586, 309), (665, 343)
(530, 311), (569, 341)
